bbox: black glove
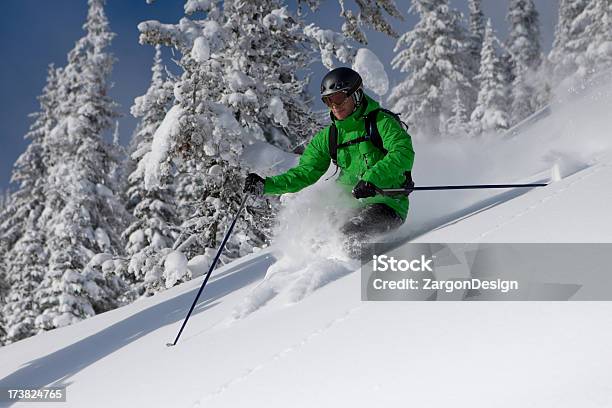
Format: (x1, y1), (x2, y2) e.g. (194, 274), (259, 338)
(244, 173), (265, 196)
(404, 171), (415, 196)
(352, 180), (378, 199)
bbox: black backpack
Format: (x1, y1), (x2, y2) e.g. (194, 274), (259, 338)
(328, 108), (414, 188)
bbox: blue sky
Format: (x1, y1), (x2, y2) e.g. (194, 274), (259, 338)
(0, 0), (558, 191)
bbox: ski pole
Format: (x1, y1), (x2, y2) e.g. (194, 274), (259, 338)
(379, 182), (547, 195)
(166, 194), (250, 347)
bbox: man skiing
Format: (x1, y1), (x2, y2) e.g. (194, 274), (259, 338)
(244, 67), (415, 257)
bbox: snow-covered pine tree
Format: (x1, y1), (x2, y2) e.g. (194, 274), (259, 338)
(121, 45), (180, 295)
(468, 0), (485, 60)
(470, 19), (510, 136)
(467, 0), (485, 99)
(298, 0), (404, 45)
(0, 64), (63, 343)
(0, 189), (9, 212)
(507, 0), (542, 75)
(0, 194), (11, 345)
(35, 0), (128, 331)
(549, 0), (589, 87)
(445, 90), (470, 137)
(219, 2), (322, 150)
(506, 0), (544, 123)
(2, 226), (47, 343)
(108, 120), (126, 195)
(550, 0), (612, 91)
(388, 0), (473, 138)
(136, 0), (287, 285)
(582, 0), (612, 78)
(0, 233), (8, 345)
(143, 1), (323, 152)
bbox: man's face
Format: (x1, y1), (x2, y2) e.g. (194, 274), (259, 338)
(323, 92), (356, 120)
(331, 96), (355, 120)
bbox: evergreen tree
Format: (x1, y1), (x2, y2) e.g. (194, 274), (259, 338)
(0, 248), (7, 345)
(506, 0), (544, 123)
(122, 46), (180, 295)
(470, 19), (510, 136)
(141, 1), (321, 152)
(220, 1), (321, 148)
(137, 0), (293, 287)
(388, 0), (472, 137)
(0, 193), (11, 345)
(549, 0), (589, 86)
(0, 65), (62, 343)
(582, 0), (612, 78)
(2, 224), (47, 343)
(0, 189), (9, 211)
(108, 120), (126, 194)
(549, 0), (611, 90)
(298, 0), (404, 45)
(467, 0), (485, 96)
(445, 90), (470, 136)
(35, 0), (128, 331)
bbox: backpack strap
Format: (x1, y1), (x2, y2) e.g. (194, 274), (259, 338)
(328, 108), (410, 179)
(329, 123), (338, 167)
(364, 108), (409, 153)
(365, 108), (413, 188)
(337, 136), (370, 149)
(364, 109), (386, 153)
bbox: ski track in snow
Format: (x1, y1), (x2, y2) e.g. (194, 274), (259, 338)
(477, 162), (607, 239)
(193, 305), (364, 407)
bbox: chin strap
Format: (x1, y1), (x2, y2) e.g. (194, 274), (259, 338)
(352, 88), (364, 107)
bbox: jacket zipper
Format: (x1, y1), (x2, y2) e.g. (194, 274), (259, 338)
(363, 154), (369, 170)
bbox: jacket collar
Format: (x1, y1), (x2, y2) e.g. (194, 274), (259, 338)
(331, 94), (379, 132)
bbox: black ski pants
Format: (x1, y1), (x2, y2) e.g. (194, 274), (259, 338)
(340, 203), (403, 258)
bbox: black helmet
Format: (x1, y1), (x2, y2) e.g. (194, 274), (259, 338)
(320, 67), (363, 97)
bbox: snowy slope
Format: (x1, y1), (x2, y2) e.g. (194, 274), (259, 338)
(2, 78), (612, 407)
(2, 155), (612, 407)
(413, 153), (612, 243)
(1, 154), (612, 407)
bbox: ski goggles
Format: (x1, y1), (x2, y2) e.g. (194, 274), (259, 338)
(322, 91), (351, 107)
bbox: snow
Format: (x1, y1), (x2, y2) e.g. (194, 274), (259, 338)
(88, 253), (113, 266)
(233, 181), (359, 319)
(240, 141), (298, 175)
(184, 0), (213, 15)
(353, 48), (389, 97)
(224, 90), (258, 107)
(150, 232), (168, 249)
(207, 164), (223, 177)
(140, 105), (182, 190)
(3, 60), (612, 408)
(50, 312), (75, 329)
(187, 250), (215, 278)
(413, 155), (612, 243)
(303, 24), (354, 68)
(95, 183), (113, 198)
(128, 229), (145, 246)
(227, 70), (255, 92)
(163, 250), (189, 288)
(94, 228), (110, 250)
(191, 37), (210, 62)
(200, 20), (223, 49)
(262, 7), (289, 29)
(267, 96), (289, 127)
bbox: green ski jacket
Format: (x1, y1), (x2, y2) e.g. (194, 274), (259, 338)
(263, 94), (415, 220)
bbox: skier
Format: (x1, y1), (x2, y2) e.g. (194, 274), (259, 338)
(244, 67), (415, 257)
